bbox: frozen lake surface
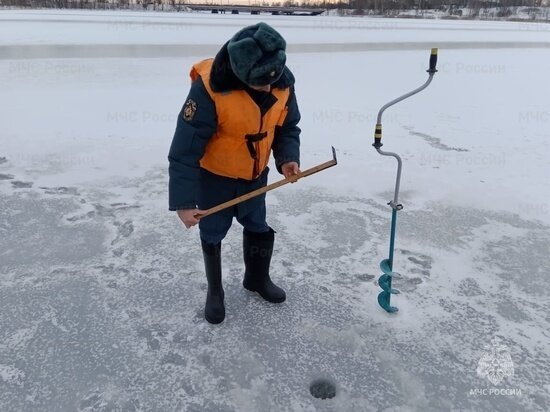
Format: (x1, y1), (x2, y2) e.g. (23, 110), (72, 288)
(1, 9), (549, 412)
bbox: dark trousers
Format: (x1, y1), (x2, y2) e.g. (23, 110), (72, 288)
(197, 167), (270, 245)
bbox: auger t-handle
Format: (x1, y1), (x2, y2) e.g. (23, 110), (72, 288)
(373, 48), (438, 150)
(372, 48), (438, 209)
(428, 47), (438, 74)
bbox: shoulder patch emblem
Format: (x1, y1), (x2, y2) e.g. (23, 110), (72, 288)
(183, 98), (197, 122)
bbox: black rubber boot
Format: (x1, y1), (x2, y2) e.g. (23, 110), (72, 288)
(243, 228), (286, 303)
(201, 240), (225, 324)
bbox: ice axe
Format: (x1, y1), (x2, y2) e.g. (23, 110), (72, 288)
(373, 48), (438, 313)
(194, 146), (337, 219)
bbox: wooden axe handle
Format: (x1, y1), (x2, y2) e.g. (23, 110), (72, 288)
(194, 146), (337, 219)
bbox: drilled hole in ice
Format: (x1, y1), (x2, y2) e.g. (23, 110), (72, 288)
(309, 378), (336, 399)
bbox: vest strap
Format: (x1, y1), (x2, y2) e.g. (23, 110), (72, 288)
(245, 132), (268, 159)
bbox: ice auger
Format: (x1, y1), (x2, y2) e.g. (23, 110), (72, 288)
(373, 48), (438, 313)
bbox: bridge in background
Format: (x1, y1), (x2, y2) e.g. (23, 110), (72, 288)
(186, 4), (326, 16)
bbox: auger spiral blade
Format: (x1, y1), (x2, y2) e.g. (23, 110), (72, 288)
(377, 259), (401, 313)
(380, 259), (403, 279)
(378, 291), (399, 313)
(378, 274), (401, 295)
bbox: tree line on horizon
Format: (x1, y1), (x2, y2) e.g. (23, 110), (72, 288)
(1, 0), (548, 18)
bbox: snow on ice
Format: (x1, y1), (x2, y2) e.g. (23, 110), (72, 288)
(1, 9), (549, 412)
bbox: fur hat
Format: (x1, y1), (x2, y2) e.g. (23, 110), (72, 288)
(227, 22), (287, 87)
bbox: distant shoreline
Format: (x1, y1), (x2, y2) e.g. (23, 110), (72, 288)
(1, 5), (550, 25)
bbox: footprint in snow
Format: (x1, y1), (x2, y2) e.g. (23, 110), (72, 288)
(11, 181), (33, 189)
(39, 186), (80, 196)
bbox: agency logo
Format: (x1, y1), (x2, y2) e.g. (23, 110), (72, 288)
(469, 337), (522, 397)
(476, 337), (514, 385)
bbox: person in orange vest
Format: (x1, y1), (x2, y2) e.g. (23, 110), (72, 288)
(168, 22), (301, 324)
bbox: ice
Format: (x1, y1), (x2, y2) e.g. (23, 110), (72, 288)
(1, 9), (549, 412)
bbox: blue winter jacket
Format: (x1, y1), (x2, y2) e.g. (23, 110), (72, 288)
(168, 42), (301, 215)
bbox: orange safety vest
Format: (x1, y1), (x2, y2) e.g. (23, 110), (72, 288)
(190, 59), (290, 181)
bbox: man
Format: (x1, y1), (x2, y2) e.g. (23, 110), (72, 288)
(168, 22), (301, 324)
